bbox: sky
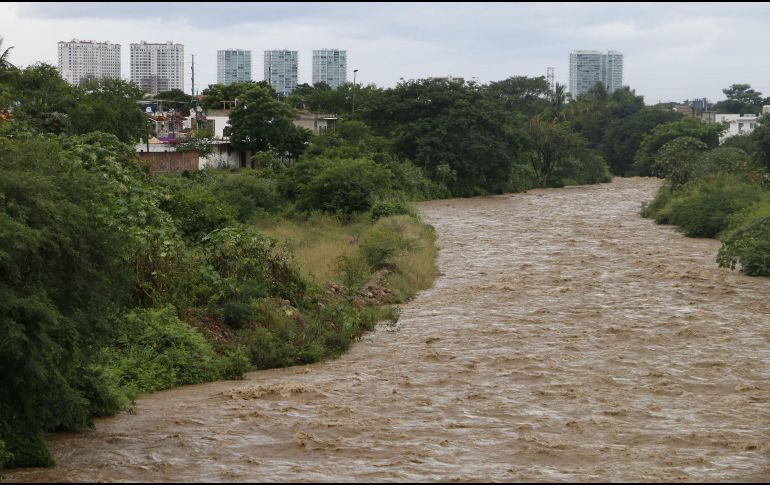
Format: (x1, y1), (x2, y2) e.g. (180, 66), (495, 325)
(2, 2), (770, 104)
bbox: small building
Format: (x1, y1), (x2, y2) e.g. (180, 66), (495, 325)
(204, 108), (233, 139)
(706, 113), (762, 143)
(293, 110), (338, 135)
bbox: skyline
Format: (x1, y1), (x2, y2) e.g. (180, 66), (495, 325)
(2, 2), (770, 103)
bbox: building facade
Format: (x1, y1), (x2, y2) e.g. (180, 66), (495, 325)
(130, 41), (184, 95)
(264, 50), (299, 96)
(57, 40), (121, 86)
(217, 49), (252, 85)
(708, 113), (762, 143)
(569, 50), (623, 98)
(312, 49), (347, 88)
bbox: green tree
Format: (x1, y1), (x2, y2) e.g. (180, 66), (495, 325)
(153, 88), (193, 113)
(653, 136), (709, 186)
(359, 78), (524, 196)
(713, 84), (764, 115)
(0, 37), (14, 70)
(483, 76), (550, 115)
(750, 114), (770, 171)
(70, 78), (145, 143)
(633, 118), (724, 176)
(525, 116), (587, 187)
(200, 81), (274, 110)
(602, 109), (682, 175)
(228, 85), (311, 159)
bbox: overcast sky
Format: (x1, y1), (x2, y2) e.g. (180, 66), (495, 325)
(2, 2), (770, 104)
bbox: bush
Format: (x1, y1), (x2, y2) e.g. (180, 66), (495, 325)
(335, 254), (372, 293)
(662, 175), (767, 237)
(289, 158), (396, 218)
(211, 170), (283, 221)
(653, 136), (709, 186)
(717, 201), (770, 276)
(222, 301), (254, 329)
(158, 180), (237, 241)
(99, 307), (222, 397)
(359, 217), (418, 269)
(370, 199), (418, 221)
(202, 226), (307, 305)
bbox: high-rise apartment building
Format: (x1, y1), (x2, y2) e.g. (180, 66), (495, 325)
(312, 49), (347, 88)
(130, 41), (184, 95)
(264, 50), (298, 96)
(57, 40), (121, 86)
(569, 50), (623, 98)
(217, 49), (252, 85)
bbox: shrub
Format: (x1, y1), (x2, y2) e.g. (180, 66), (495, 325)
(694, 146), (756, 180)
(653, 136), (709, 186)
(202, 226), (307, 305)
(291, 158), (396, 218)
(158, 181), (237, 241)
(211, 170), (283, 221)
(99, 307), (222, 397)
(222, 301), (254, 329)
(663, 175), (767, 237)
(717, 201), (770, 276)
(370, 199), (418, 221)
(335, 254), (372, 293)
(359, 217), (418, 269)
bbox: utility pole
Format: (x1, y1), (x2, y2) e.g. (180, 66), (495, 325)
(351, 69), (358, 119)
(191, 54), (195, 99)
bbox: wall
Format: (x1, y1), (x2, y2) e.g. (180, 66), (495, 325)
(136, 151), (199, 174)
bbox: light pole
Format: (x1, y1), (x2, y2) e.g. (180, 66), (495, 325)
(351, 69), (359, 119)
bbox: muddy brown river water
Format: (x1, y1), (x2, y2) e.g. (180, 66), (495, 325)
(4, 177), (770, 482)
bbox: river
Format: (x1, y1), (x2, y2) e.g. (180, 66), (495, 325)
(4, 177), (769, 482)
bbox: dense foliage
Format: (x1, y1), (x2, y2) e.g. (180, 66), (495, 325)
(641, 111), (770, 275)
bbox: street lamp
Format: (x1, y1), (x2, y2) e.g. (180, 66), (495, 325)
(351, 69), (359, 119)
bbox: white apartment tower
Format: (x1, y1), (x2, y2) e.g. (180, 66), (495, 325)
(130, 41), (184, 95)
(217, 49), (252, 85)
(57, 40), (121, 86)
(264, 50), (299, 96)
(312, 49), (347, 88)
(569, 50), (623, 98)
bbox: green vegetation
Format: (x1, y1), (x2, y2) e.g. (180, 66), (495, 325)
(640, 102), (770, 275)
(1, 51), (710, 472)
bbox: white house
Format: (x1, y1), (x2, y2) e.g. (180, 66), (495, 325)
(712, 113), (761, 143)
(707, 105), (769, 143)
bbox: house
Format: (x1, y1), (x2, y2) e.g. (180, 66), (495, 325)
(293, 110), (338, 135)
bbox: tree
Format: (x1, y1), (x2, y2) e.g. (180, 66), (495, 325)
(633, 118), (724, 176)
(525, 116), (587, 187)
(653, 136), (709, 186)
(750, 114), (770, 171)
(228, 84), (311, 159)
(200, 81), (274, 110)
(0, 37), (14, 70)
(601, 109), (682, 175)
(154, 88), (193, 113)
(70, 78), (145, 143)
(713, 84), (764, 115)
(359, 78), (524, 196)
(483, 76), (550, 115)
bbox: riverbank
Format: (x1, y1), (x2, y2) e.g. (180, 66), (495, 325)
(5, 178), (769, 482)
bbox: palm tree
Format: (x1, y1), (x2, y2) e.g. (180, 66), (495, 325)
(0, 37), (15, 70)
(550, 83), (567, 121)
